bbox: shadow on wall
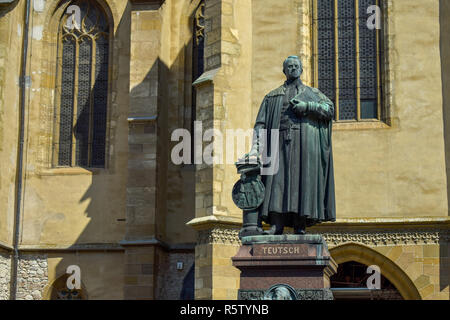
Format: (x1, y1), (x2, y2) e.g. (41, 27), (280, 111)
(439, 243), (449, 295)
(47, 1), (197, 300)
(439, 0), (450, 297)
(47, 0), (133, 300)
(180, 263), (195, 300)
(0, 0), (19, 19)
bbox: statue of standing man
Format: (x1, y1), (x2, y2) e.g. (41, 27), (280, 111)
(245, 56), (336, 235)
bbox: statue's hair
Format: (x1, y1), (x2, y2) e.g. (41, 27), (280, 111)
(283, 55), (303, 73)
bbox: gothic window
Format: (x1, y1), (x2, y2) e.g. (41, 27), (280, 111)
(53, 0), (110, 167)
(331, 261), (403, 300)
(314, 0), (382, 121)
(190, 0), (205, 163)
(193, 1), (205, 80)
(49, 274), (87, 300)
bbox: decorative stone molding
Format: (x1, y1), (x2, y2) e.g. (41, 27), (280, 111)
(238, 290), (264, 300)
(317, 229), (449, 246)
(238, 289), (334, 301)
(296, 289), (334, 300)
(197, 227), (241, 245)
(195, 222), (450, 247)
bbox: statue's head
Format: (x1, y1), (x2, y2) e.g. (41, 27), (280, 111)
(283, 55), (303, 81)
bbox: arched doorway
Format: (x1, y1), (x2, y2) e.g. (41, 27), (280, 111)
(44, 273), (88, 300)
(331, 261), (403, 300)
(329, 243), (421, 300)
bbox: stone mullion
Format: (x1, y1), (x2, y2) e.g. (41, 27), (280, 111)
(53, 33), (64, 166)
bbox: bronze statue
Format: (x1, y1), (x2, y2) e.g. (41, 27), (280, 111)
(233, 56), (336, 237)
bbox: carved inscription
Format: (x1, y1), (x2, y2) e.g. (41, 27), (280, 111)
(253, 244), (307, 256)
(262, 247), (300, 255)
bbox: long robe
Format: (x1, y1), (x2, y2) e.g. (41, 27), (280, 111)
(253, 81), (336, 227)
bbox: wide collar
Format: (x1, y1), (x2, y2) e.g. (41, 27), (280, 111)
(284, 77), (303, 89)
(268, 79), (306, 98)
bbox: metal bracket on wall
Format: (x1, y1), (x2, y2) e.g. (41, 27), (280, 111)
(127, 115), (157, 124)
(21, 76), (31, 88)
(129, 0), (165, 10)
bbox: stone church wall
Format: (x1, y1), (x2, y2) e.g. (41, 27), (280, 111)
(0, 251), (11, 300)
(156, 251), (195, 299)
(16, 254), (48, 300)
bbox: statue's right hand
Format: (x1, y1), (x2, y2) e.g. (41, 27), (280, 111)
(239, 149), (259, 164)
(244, 149), (259, 159)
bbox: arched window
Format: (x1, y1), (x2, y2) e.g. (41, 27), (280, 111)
(193, 1), (205, 81)
(53, 0), (110, 167)
(190, 0), (205, 163)
(331, 261), (403, 300)
(49, 273), (87, 300)
(313, 0), (382, 121)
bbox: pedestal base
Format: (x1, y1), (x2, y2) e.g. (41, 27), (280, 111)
(238, 288), (334, 300)
(232, 234), (337, 300)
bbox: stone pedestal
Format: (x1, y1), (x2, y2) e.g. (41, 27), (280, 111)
(232, 234), (337, 300)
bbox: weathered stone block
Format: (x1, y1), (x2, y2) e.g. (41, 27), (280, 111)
(423, 245), (440, 258)
(414, 274), (430, 289)
(140, 19), (161, 31)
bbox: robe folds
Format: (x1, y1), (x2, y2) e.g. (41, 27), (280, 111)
(253, 82), (336, 227)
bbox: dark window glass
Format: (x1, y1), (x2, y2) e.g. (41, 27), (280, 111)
(191, 1), (205, 163)
(359, 0), (378, 119)
(316, 0), (380, 121)
(58, 36), (76, 166)
(317, 0), (336, 110)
